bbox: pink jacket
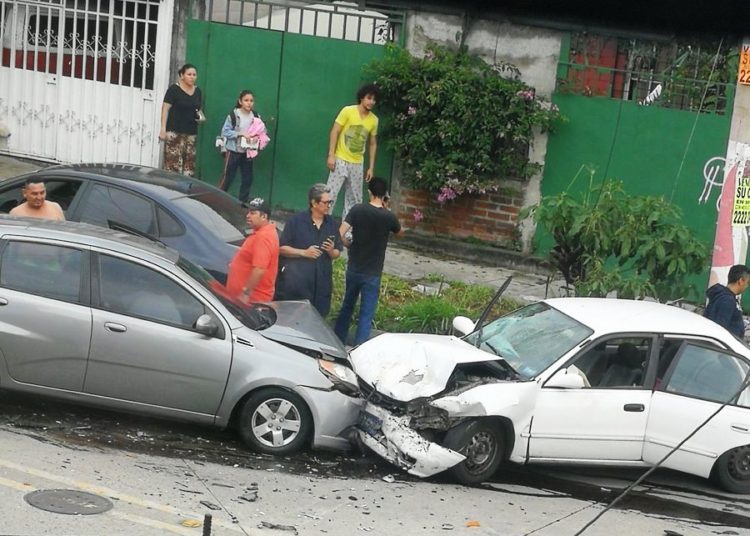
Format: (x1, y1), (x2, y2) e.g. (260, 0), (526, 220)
(244, 116), (270, 159)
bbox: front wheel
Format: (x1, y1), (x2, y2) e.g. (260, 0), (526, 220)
(238, 387), (313, 456)
(712, 445), (750, 493)
(443, 419), (505, 485)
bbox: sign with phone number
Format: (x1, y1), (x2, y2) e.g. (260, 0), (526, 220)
(740, 44), (750, 85)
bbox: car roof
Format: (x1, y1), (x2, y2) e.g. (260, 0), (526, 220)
(546, 297), (733, 341)
(0, 215), (180, 262)
(23, 163), (218, 201)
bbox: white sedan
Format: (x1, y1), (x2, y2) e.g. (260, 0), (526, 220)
(351, 298), (750, 492)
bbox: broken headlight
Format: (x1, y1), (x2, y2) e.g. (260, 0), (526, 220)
(318, 359), (360, 396)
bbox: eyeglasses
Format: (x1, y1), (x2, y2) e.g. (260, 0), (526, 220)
(318, 200), (334, 206)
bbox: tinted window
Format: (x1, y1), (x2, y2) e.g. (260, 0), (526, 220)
(171, 190), (246, 244)
(0, 242), (82, 302)
(157, 206), (184, 237)
(0, 180), (83, 214)
(80, 185), (156, 235)
(98, 255), (204, 329)
(664, 344), (750, 405)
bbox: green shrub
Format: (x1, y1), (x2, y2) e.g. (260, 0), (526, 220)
(365, 44), (562, 195)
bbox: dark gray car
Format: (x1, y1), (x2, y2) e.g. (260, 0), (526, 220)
(0, 164), (247, 282)
(0, 216), (361, 454)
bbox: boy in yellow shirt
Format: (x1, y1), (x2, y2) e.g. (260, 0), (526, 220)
(326, 83), (379, 218)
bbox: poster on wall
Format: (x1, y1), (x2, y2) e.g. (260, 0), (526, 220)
(733, 159), (750, 226)
(740, 43), (750, 85)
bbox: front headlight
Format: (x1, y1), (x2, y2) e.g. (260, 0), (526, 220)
(318, 359), (360, 396)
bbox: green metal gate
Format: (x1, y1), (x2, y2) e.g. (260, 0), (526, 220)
(186, 1), (404, 215)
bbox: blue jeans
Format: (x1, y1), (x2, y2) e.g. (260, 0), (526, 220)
(334, 269), (381, 346)
(221, 151), (254, 203)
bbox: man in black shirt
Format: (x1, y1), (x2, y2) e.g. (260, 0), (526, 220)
(334, 177), (403, 345)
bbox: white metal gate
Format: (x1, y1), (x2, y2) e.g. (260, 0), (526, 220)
(0, 0), (172, 165)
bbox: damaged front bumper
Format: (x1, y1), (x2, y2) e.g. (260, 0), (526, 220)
(356, 402), (465, 478)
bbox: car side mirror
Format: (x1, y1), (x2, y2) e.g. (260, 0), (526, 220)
(452, 316), (476, 336)
(194, 314), (219, 337)
(546, 368), (585, 389)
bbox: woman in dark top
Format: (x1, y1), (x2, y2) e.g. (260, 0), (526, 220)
(159, 64), (204, 176)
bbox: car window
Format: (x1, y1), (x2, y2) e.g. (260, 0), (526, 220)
(97, 255), (205, 329)
(0, 241), (82, 302)
(0, 179), (84, 215)
(157, 206), (184, 237)
(79, 184), (156, 235)
(663, 344), (750, 406)
(171, 190), (246, 244)
(569, 336), (651, 388)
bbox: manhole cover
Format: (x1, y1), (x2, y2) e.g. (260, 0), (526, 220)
(24, 489), (113, 515)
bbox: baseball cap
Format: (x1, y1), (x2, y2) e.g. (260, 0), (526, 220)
(246, 197), (271, 216)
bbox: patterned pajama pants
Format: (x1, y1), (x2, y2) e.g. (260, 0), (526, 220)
(326, 158), (363, 218)
(164, 133), (197, 177)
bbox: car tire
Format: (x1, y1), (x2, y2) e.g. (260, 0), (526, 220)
(443, 419), (505, 485)
(238, 388), (313, 455)
(712, 445), (750, 493)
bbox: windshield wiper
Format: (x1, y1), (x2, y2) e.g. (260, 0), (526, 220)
(474, 276), (513, 348)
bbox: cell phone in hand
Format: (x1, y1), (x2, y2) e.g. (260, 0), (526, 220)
(322, 234), (336, 246)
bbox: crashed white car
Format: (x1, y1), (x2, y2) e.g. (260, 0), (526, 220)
(351, 297), (750, 492)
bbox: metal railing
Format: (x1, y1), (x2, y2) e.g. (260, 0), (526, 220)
(204, 0), (404, 45)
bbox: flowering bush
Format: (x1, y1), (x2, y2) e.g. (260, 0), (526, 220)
(366, 44), (562, 194)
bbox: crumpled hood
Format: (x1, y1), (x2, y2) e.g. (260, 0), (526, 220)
(706, 283), (733, 302)
(261, 300), (348, 361)
(350, 333), (498, 401)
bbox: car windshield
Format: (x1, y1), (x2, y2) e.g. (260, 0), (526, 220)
(465, 302), (593, 380)
(177, 257), (276, 330)
(171, 186), (248, 245)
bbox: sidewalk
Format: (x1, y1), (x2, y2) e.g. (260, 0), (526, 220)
(0, 154), (554, 303)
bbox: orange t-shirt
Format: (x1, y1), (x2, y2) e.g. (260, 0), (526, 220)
(226, 223), (279, 302)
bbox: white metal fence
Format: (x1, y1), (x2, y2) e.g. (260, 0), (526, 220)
(0, 0), (173, 165)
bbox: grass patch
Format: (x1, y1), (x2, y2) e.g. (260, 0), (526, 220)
(328, 258), (522, 334)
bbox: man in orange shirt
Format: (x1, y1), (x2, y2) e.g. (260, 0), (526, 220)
(226, 198), (279, 303)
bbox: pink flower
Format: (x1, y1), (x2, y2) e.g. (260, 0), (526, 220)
(407, 105), (417, 116)
(516, 89), (535, 101)
(437, 186), (457, 203)
(413, 209), (424, 223)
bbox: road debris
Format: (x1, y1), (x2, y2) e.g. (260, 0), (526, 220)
(199, 500), (221, 511)
(381, 474), (395, 483)
(259, 521), (298, 533)
(466, 520), (481, 528)
(180, 519), (202, 528)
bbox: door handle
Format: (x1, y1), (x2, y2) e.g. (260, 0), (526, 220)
(623, 403), (645, 412)
(0, 297), (8, 306)
(104, 322), (127, 333)
(731, 424), (750, 433)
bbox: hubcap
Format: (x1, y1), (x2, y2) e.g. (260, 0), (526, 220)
(463, 431), (497, 474)
(250, 398), (302, 448)
(728, 446), (750, 481)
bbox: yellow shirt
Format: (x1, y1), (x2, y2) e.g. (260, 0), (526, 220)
(334, 105), (378, 164)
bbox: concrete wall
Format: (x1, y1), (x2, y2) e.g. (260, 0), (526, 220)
(395, 10), (563, 252)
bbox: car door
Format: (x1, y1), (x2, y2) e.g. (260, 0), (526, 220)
(643, 342), (750, 479)
(528, 335), (655, 461)
(0, 238), (91, 391)
(84, 251), (233, 416)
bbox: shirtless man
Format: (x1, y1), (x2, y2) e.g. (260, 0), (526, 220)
(9, 179), (65, 221)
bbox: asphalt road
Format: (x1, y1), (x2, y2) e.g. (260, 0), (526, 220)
(1, 390), (748, 535)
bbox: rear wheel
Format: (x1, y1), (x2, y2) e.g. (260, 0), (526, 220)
(238, 388), (312, 456)
(443, 419), (505, 485)
(712, 445), (750, 494)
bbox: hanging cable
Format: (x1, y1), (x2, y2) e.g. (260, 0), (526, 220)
(669, 38), (725, 203)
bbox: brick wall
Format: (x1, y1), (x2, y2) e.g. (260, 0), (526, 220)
(394, 183), (524, 247)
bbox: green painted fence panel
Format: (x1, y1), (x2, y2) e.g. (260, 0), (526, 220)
(273, 32), (393, 216)
(187, 20), (282, 203)
(539, 93), (733, 295)
(186, 21), (392, 215)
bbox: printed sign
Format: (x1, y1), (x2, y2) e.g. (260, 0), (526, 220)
(739, 44), (750, 85)
(733, 160), (750, 226)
